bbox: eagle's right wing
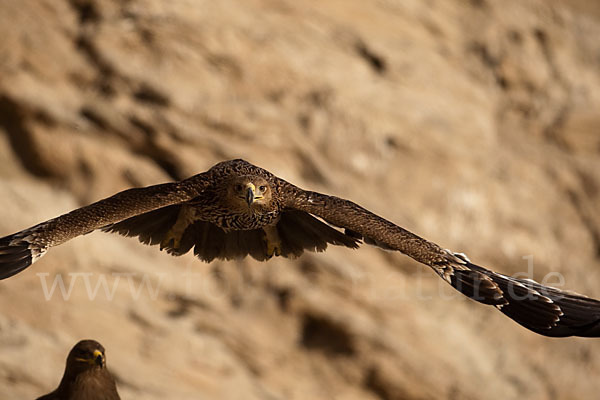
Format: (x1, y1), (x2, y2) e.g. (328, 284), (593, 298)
(0, 176), (207, 280)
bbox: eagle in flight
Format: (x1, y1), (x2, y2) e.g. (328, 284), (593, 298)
(1, 159), (599, 337)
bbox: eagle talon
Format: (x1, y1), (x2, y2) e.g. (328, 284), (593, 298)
(160, 206), (196, 250)
(263, 225), (282, 259)
(266, 242), (281, 258)
(160, 235), (179, 250)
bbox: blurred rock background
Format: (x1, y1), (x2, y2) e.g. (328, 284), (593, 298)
(0, 0), (599, 398)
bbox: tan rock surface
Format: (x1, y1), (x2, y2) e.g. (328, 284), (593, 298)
(0, 0), (599, 399)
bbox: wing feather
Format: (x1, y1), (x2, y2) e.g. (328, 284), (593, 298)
(283, 185), (600, 337)
(277, 210), (359, 258)
(0, 176), (207, 279)
(102, 205), (182, 246)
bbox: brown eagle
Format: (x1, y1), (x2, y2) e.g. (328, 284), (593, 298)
(1, 159), (600, 337)
(36, 339), (120, 400)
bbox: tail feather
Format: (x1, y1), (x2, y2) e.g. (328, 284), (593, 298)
(443, 253), (600, 337)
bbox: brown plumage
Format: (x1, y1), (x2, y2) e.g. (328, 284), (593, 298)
(36, 340), (120, 400)
(2, 159), (600, 337)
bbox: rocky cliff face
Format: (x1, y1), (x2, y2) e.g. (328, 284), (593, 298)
(0, 0), (599, 399)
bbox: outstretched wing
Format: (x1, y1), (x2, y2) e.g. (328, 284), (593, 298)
(282, 185), (600, 338)
(0, 177), (206, 280)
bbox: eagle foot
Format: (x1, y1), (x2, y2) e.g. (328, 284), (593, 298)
(160, 234), (180, 251)
(263, 225), (282, 259)
(266, 241), (281, 259)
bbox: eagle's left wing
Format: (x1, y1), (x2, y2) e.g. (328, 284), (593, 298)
(281, 183), (600, 338)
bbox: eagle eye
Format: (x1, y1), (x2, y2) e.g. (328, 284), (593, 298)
(234, 184), (243, 192)
(259, 185), (267, 192)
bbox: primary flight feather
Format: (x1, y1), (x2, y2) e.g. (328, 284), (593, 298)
(1, 159), (600, 337)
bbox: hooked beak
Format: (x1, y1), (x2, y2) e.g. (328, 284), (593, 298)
(75, 349), (105, 368)
(245, 184), (255, 206)
(93, 350), (104, 368)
